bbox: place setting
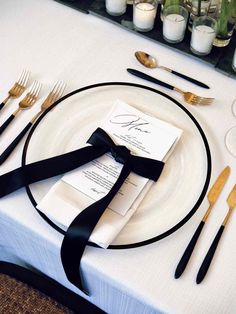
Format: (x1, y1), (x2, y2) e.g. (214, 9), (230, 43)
(0, 70), (214, 294)
(0, 32), (229, 295)
(0, 55), (234, 297)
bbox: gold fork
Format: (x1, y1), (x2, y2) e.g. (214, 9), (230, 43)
(127, 68), (214, 105)
(0, 81), (66, 165)
(31, 80), (66, 123)
(0, 81), (41, 136)
(0, 69), (30, 111)
(173, 87), (214, 105)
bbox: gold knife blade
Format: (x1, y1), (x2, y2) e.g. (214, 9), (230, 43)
(203, 166), (230, 222)
(207, 166), (231, 204)
(222, 184), (236, 226)
(227, 184), (236, 209)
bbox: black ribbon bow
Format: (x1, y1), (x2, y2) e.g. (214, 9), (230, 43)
(0, 127), (164, 295)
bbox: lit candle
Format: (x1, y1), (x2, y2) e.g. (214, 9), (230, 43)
(191, 25), (216, 55)
(133, 2), (157, 32)
(163, 14), (186, 43)
(106, 0), (127, 16)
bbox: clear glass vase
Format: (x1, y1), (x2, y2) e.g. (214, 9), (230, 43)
(212, 0), (236, 47)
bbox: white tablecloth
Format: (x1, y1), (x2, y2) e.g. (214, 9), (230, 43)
(0, 1), (236, 313)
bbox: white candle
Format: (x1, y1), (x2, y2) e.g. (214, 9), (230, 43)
(233, 49), (236, 72)
(133, 3), (157, 31)
(191, 25), (216, 54)
(106, 0), (127, 16)
(163, 13), (186, 42)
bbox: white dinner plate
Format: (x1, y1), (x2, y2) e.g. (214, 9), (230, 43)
(23, 82), (211, 249)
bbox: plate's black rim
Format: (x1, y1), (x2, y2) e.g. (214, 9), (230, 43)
(22, 82), (211, 250)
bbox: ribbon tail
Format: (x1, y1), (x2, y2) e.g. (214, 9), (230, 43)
(0, 146), (106, 198)
(60, 163), (131, 294)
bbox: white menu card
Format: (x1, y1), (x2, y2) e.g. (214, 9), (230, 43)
(62, 100), (182, 216)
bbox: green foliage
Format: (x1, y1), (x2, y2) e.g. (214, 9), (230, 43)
(217, 0), (236, 37)
(163, 0), (182, 8)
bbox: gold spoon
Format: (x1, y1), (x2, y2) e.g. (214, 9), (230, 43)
(134, 51), (209, 89)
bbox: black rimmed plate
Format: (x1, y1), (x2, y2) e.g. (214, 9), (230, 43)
(22, 82), (211, 249)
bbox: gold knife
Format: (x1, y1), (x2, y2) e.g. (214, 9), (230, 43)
(197, 184), (236, 283)
(175, 166), (231, 279)
(203, 166), (231, 223)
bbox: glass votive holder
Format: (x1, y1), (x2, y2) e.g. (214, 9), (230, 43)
(133, 0), (158, 32)
(188, 0), (211, 31)
(232, 48), (236, 72)
(190, 16), (217, 56)
(191, 0), (211, 16)
(105, 0), (127, 16)
(162, 5), (188, 43)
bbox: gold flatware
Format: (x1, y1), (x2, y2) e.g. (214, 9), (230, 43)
(31, 81), (66, 123)
(127, 68), (214, 105)
(197, 184), (236, 283)
(175, 166), (230, 279)
(0, 81), (66, 165)
(0, 81), (41, 136)
(0, 69), (30, 111)
(135, 51), (210, 89)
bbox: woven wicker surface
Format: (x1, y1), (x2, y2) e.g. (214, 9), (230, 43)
(0, 273), (73, 314)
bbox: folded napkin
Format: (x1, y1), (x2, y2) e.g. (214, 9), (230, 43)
(37, 178), (153, 248)
(37, 100), (182, 248)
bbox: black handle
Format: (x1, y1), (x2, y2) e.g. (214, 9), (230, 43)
(0, 122), (33, 165)
(0, 102), (5, 111)
(175, 221), (205, 279)
(171, 70), (210, 89)
(0, 114), (15, 135)
(127, 68), (175, 91)
(196, 225), (225, 284)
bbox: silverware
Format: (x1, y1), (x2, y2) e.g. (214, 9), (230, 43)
(196, 184), (236, 284)
(0, 81), (41, 136)
(175, 166), (231, 279)
(0, 81), (66, 165)
(127, 68), (214, 105)
(30, 81), (66, 123)
(0, 70), (30, 111)
(135, 51), (210, 89)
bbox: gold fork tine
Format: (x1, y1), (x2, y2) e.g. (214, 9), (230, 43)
(21, 70), (30, 87)
(50, 81), (66, 102)
(195, 97), (214, 101)
(0, 69), (31, 111)
(35, 82), (42, 98)
(0, 80), (41, 136)
(191, 96), (214, 105)
(17, 69), (28, 87)
(13, 80), (41, 117)
(46, 81), (66, 104)
(29, 81), (41, 99)
(31, 81), (66, 123)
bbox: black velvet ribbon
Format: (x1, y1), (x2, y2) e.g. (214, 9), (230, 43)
(0, 127), (164, 295)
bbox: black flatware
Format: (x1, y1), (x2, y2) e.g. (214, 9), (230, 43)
(196, 184), (236, 284)
(127, 68), (214, 106)
(174, 166), (230, 279)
